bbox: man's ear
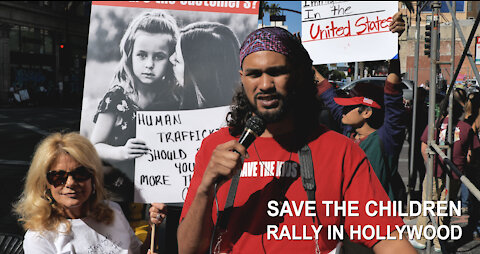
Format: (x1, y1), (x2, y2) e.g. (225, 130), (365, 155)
(239, 69), (245, 85)
(361, 108), (373, 119)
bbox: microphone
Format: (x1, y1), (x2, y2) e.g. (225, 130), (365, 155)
(238, 115), (266, 150)
(216, 115), (265, 232)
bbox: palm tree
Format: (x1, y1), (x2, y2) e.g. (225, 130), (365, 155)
(258, 1), (268, 26)
(259, 1), (284, 27)
(267, 3), (281, 16)
(259, 1), (300, 27)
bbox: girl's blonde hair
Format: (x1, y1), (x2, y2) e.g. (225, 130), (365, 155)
(113, 11), (179, 101)
(14, 132), (113, 233)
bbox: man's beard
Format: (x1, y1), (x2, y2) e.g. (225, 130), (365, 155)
(251, 92), (291, 124)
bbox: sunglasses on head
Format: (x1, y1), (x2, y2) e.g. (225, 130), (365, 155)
(46, 166), (93, 187)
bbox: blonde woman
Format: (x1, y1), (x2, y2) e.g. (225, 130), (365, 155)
(14, 132), (162, 253)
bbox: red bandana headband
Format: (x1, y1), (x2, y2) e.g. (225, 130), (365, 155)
(239, 27), (312, 67)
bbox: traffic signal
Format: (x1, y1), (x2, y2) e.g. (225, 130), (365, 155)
(424, 23), (431, 57)
(59, 42), (67, 72)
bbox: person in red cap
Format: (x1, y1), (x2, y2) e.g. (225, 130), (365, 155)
(315, 12), (406, 203)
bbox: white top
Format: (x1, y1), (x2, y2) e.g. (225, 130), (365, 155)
(23, 201), (142, 254)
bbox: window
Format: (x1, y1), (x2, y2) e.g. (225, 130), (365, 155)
(16, 26), (53, 55)
(42, 29), (53, 55)
(426, 15), (432, 25)
(9, 25), (20, 52)
(21, 26), (42, 54)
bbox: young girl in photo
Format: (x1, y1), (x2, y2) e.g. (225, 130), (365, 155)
(90, 11), (180, 183)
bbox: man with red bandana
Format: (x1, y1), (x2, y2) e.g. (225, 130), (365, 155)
(177, 24), (415, 254)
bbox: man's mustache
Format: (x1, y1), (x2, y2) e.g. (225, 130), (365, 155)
(254, 92), (282, 102)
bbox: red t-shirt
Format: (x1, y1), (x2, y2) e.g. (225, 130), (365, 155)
(420, 118), (480, 179)
(180, 126), (404, 253)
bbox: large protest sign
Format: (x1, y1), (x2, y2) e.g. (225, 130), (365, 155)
(80, 1), (258, 203)
(476, 36), (480, 65)
(134, 107), (229, 203)
(302, 1), (398, 64)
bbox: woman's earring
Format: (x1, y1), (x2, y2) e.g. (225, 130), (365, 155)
(92, 183), (96, 196)
(161, 75), (166, 81)
(44, 189), (55, 205)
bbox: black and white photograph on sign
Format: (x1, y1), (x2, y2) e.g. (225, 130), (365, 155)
(80, 4), (257, 204)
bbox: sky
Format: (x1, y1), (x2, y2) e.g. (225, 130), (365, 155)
(258, 1), (302, 34)
(257, 1), (347, 67)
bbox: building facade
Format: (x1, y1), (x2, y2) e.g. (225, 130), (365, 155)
(398, 1), (480, 87)
(0, 1), (90, 105)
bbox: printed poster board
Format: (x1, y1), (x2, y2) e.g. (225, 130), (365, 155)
(302, 1), (398, 64)
(80, 1), (259, 203)
(476, 36), (480, 65)
(134, 107), (229, 203)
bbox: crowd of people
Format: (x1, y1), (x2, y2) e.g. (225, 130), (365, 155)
(407, 86), (480, 252)
(10, 8), (480, 254)
(8, 75), (84, 107)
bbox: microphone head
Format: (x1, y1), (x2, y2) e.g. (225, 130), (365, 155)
(245, 115), (266, 137)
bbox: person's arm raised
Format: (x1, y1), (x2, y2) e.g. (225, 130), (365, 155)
(177, 140), (246, 254)
(386, 11), (404, 85)
(314, 67), (352, 135)
(380, 11), (406, 155)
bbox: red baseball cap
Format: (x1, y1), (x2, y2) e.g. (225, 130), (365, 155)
(334, 96), (382, 109)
